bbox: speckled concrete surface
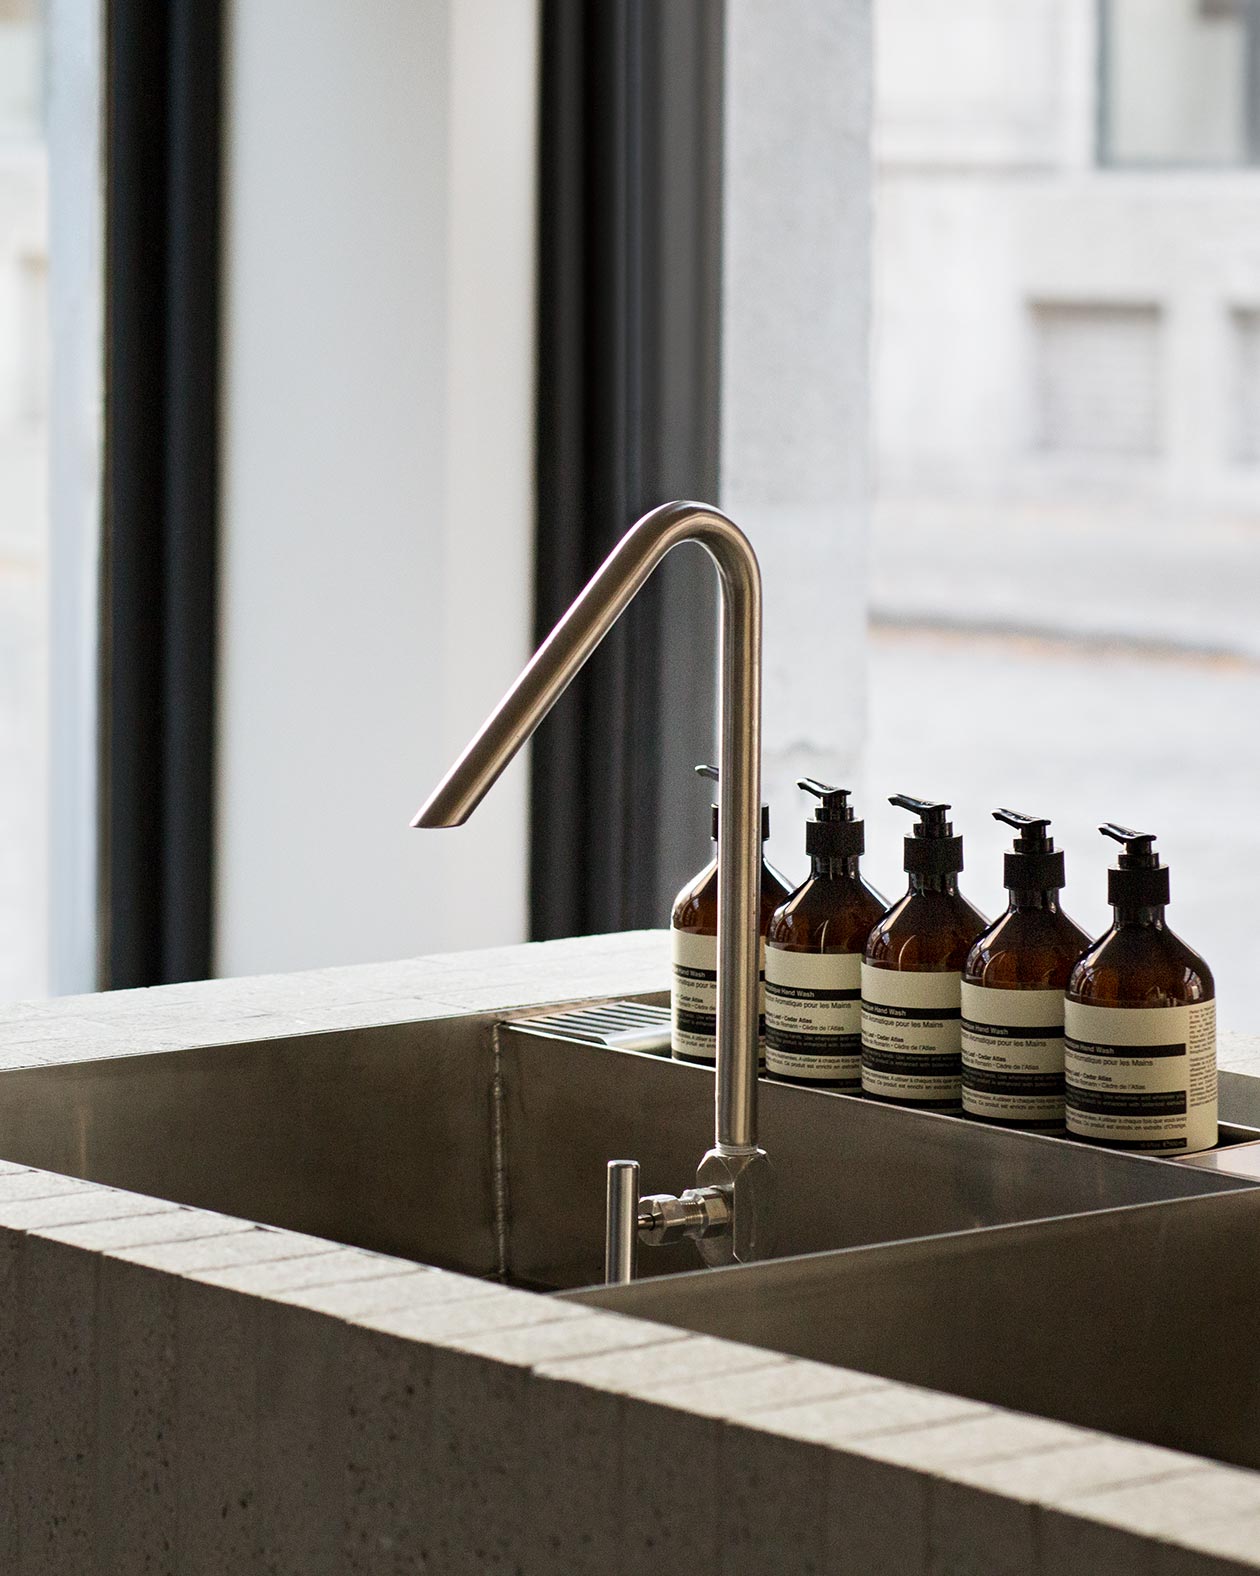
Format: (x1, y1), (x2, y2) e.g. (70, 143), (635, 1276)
(0, 929), (1258, 1573)
(0, 926), (1253, 1079)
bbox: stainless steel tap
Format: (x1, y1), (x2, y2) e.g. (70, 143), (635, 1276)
(412, 500), (773, 1274)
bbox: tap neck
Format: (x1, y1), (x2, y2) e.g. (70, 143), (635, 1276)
(1112, 904), (1167, 928)
(811, 854), (862, 880)
(1007, 888), (1061, 913)
(909, 871), (959, 896)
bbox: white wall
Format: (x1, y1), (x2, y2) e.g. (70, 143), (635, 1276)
(217, 0), (537, 978)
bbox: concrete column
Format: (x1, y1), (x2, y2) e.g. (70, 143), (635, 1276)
(720, 0), (873, 876)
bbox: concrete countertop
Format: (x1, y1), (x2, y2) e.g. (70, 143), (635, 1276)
(1, 929), (1258, 1574)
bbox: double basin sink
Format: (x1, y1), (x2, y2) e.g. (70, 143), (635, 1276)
(0, 998), (1257, 1471)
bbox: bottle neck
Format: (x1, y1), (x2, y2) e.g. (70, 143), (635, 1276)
(1112, 903), (1167, 928)
(811, 854), (862, 880)
(1006, 888), (1061, 913)
(909, 871), (959, 896)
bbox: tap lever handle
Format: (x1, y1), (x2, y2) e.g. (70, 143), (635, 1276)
(604, 1160), (641, 1285)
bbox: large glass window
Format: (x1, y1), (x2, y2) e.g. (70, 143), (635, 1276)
(871, 0), (1260, 1030)
(1101, 0), (1260, 166)
(0, 0), (101, 1001)
(0, 0), (48, 1000)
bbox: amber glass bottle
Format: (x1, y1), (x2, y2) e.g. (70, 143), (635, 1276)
(961, 810), (1091, 1130)
(764, 782), (885, 1089)
(1065, 824), (1216, 1155)
(671, 764), (793, 1067)
(861, 795), (987, 1109)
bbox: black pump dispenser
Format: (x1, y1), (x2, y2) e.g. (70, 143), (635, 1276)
(697, 763), (770, 841)
(763, 784), (885, 1088)
(862, 795), (987, 1109)
(959, 807), (1090, 1131)
(1064, 823), (1215, 1153)
(799, 780), (864, 861)
(1101, 823), (1170, 908)
(994, 808), (1065, 892)
(672, 763), (792, 1067)
(890, 794), (964, 878)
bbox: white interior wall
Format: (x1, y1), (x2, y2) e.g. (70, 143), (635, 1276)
(217, 0), (537, 978)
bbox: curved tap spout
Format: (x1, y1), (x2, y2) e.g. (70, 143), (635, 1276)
(413, 501), (763, 1167)
(413, 502), (769, 1249)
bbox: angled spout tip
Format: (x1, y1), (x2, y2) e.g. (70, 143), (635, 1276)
(410, 795), (467, 829)
(408, 497), (764, 1173)
(412, 751), (497, 826)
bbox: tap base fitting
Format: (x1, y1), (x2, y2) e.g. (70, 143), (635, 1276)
(695, 1145), (774, 1265)
(638, 1186), (732, 1248)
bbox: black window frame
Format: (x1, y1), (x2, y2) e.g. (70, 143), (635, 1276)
(532, 0), (725, 939)
(103, 0), (223, 987)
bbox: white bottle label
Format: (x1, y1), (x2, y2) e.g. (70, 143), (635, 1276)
(671, 929), (766, 1064)
(961, 984), (1066, 1126)
(860, 964), (963, 1106)
(764, 948), (862, 1085)
(1064, 998), (1217, 1155)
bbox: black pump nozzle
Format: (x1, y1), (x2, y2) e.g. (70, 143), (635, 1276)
(890, 794), (953, 836)
(1100, 823), (1169, 907)
(798, 780), (853, 821)
(798, 780), (864, 861)
(696, 763), (770, 842)
(994, 808), (1064, 891)
(994, 808), (1051, 850)
(1100, 823), (1159, 867)
(890, 793), (964, 876)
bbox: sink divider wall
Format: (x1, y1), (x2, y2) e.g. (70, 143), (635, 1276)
(0, 1003), (1251, 1294)
(570, 1185), (1260, 1474)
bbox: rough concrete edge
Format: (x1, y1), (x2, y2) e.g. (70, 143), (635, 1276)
(0, 931), (672, 1072)
(4, 1160), (1260, 1569)
(1, 925), (1258, 1567)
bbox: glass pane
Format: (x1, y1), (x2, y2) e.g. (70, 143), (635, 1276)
(1, 0), (101, 1001)
(1102, 0), (1253, 167)
(0, 0), (47, 999)
(871, 0), (1260, 1032)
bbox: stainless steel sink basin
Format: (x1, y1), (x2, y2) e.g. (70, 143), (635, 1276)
(574, 1185), (1260, 1471)
(0, 1006), (1247, 1290)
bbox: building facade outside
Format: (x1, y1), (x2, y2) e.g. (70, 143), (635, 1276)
(865, 0), (1260, 1028)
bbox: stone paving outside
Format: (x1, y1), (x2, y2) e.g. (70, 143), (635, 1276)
(862, 493), (1260, 1036)
(861, 623), (1260, 1041)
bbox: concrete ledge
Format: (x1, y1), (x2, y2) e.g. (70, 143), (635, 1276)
(3, 1165), (1256, 1572)
(0, 931), (1258, 1572)
(0, 931), (671, 1071)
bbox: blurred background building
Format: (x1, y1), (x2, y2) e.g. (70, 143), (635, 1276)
(861, 0), (1260, 1023)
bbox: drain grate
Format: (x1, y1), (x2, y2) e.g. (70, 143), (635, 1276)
(503, 999), (671, 1055)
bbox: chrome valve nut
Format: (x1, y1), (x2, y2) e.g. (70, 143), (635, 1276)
(637, 1186), (732, 1248)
